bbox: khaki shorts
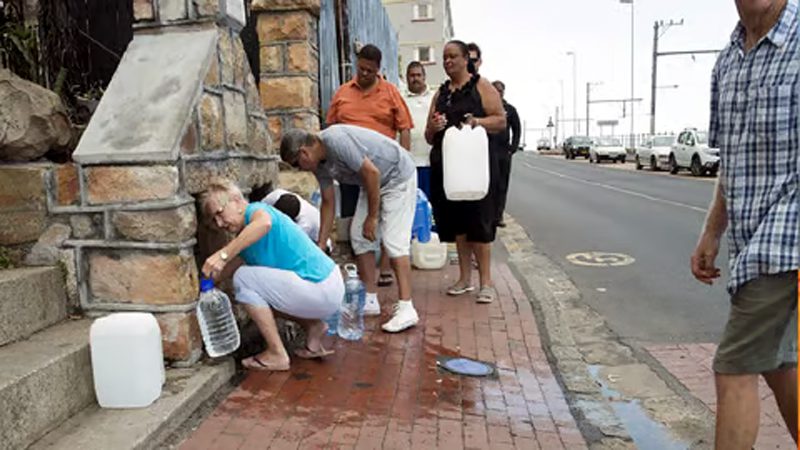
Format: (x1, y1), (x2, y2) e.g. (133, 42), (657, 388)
(713, 270), (798, 374)
(350, 176), (417, 258)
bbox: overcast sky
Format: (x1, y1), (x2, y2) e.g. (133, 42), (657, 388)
(449, 0), (740, 142)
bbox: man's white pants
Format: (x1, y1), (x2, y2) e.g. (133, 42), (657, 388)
(349, 176), (417, 258)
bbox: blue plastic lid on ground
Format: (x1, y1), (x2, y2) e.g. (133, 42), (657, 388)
(436, 356), (497, 377)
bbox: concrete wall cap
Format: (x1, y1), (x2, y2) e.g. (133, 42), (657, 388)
(251, 0), (321, 16)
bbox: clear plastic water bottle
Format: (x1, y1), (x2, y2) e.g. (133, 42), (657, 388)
(337, 264), (365, 341)
(196, 278), (241, 357)
(324, 308), (339, 336)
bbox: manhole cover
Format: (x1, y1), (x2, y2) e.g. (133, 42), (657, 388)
(566, 252), (635, 267)
(437, 356), (496, 377)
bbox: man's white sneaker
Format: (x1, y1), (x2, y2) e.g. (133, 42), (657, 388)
(363, 294), (381, 316)
(381, 301), (419, 333)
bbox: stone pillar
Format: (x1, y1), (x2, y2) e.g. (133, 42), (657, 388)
(58, 0), (276, 365)
(252, 0), (321, 198)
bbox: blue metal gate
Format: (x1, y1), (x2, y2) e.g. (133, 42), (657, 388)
(345, 0), (399, 84)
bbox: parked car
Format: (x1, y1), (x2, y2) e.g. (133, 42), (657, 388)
(636, 135), (675, 171)
(669, 128), (720, 176)
(590, 136), (627, 163)
(563, 136), (593, 159)
(536, 138), (551, 150)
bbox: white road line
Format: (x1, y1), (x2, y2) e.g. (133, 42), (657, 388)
(522, 162), (709, 214)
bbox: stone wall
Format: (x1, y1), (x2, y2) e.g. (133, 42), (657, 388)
(252, 0), (322, 199)
(0, 0), (278, 365)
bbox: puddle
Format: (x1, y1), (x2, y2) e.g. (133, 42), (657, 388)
(588, 365), (688, 450)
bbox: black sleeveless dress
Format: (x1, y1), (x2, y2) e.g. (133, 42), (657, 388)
(429, 75), (503, 243)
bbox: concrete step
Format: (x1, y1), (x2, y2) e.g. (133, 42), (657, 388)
(0, 267), (67, 347)
(30, 361), (235, 450)
(0, 319), (94, 450)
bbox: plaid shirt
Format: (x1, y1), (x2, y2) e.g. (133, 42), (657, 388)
(709, 0), (799, 294)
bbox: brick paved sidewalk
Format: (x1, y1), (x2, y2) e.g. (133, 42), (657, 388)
(179, 262), (586, 449)
(647, 343), (795, 449)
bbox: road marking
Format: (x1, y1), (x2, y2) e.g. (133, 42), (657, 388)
(566, 252), (636, 267)
(522, 162), (709, 213)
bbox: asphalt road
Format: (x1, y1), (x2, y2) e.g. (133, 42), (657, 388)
(506, 153), (731, 344)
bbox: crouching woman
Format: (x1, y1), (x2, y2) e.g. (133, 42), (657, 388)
(200, 179), (343, 371)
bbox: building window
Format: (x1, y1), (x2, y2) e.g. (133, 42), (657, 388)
(413, 3), (433, 21)
(416, 46), (435, 64)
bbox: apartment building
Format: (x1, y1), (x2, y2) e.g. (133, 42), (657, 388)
(381, 0), (454, 87)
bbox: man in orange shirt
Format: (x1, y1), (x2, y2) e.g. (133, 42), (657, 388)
(327, 44), (414, 312)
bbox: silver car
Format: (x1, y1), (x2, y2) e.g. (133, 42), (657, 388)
(636, 135), (676, 171)
(590, 137), (627, 164)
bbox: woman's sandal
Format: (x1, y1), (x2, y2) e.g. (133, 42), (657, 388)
(476, 285), (497, 304)
(294, 345), (335, 360)
(242, 355), (290, 372)
(377, 272), (394, 287)
(447, 283), (475, 296)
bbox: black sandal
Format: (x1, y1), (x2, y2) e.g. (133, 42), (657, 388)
(377, 272), (394, 287)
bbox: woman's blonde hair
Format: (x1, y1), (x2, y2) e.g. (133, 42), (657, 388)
(199, 178), (244, 216)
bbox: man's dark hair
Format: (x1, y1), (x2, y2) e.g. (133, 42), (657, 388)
(492, 80), (505, 90)
(406, 61), (426, 76)
(273, 193), (301, 221)
(357, 44), (382, 66)
(249, 184), (271, 202)
(466, 42), (482, 60)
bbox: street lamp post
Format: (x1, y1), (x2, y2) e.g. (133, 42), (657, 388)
(566, 51), (577, 135)
(620, 0), (634, 149)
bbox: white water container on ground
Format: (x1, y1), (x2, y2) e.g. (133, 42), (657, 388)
(442, 125), (490, 201)
(411, 232), (448, 270)
(90, 312), (165, 408)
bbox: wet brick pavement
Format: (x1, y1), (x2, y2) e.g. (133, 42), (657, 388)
(647, 343), (795, 449)
(179, 262), (587, 449)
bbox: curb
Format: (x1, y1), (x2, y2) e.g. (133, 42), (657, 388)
(497, 216), (715, 449)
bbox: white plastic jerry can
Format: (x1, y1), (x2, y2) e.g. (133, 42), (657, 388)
(442, 125), (490, 201)
(411, 232), (448, 270)
(89, 312), (165, 408)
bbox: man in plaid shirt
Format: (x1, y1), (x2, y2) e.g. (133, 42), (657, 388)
(691, 0), (798, 448)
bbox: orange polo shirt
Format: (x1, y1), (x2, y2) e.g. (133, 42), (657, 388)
(326, 77), (413, 139)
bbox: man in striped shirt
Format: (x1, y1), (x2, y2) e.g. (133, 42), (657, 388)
(691, 0), (798, 448)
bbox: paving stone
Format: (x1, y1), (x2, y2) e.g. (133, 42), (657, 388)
(177, 263), (587, 449)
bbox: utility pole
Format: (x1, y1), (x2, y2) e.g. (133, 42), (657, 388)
(567, 52), (577, 135)
(555, 106), (560, 146)
(649, 19), (720, 134)
(650, 21), (660, 136)
(585, 82), (603, 138)
(650, 19), (683, 135)
(585, 82), (590, 137)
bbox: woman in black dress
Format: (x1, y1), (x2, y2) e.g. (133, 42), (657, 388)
(424, 40), (507, 303)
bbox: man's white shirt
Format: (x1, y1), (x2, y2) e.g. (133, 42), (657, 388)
(262, 189), (321, 242)
(402, 87), (436, 167)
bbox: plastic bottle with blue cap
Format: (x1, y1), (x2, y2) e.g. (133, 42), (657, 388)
(196, 277), (241, 357)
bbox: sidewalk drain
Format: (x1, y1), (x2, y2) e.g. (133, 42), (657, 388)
(436, 356), (497, 378)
